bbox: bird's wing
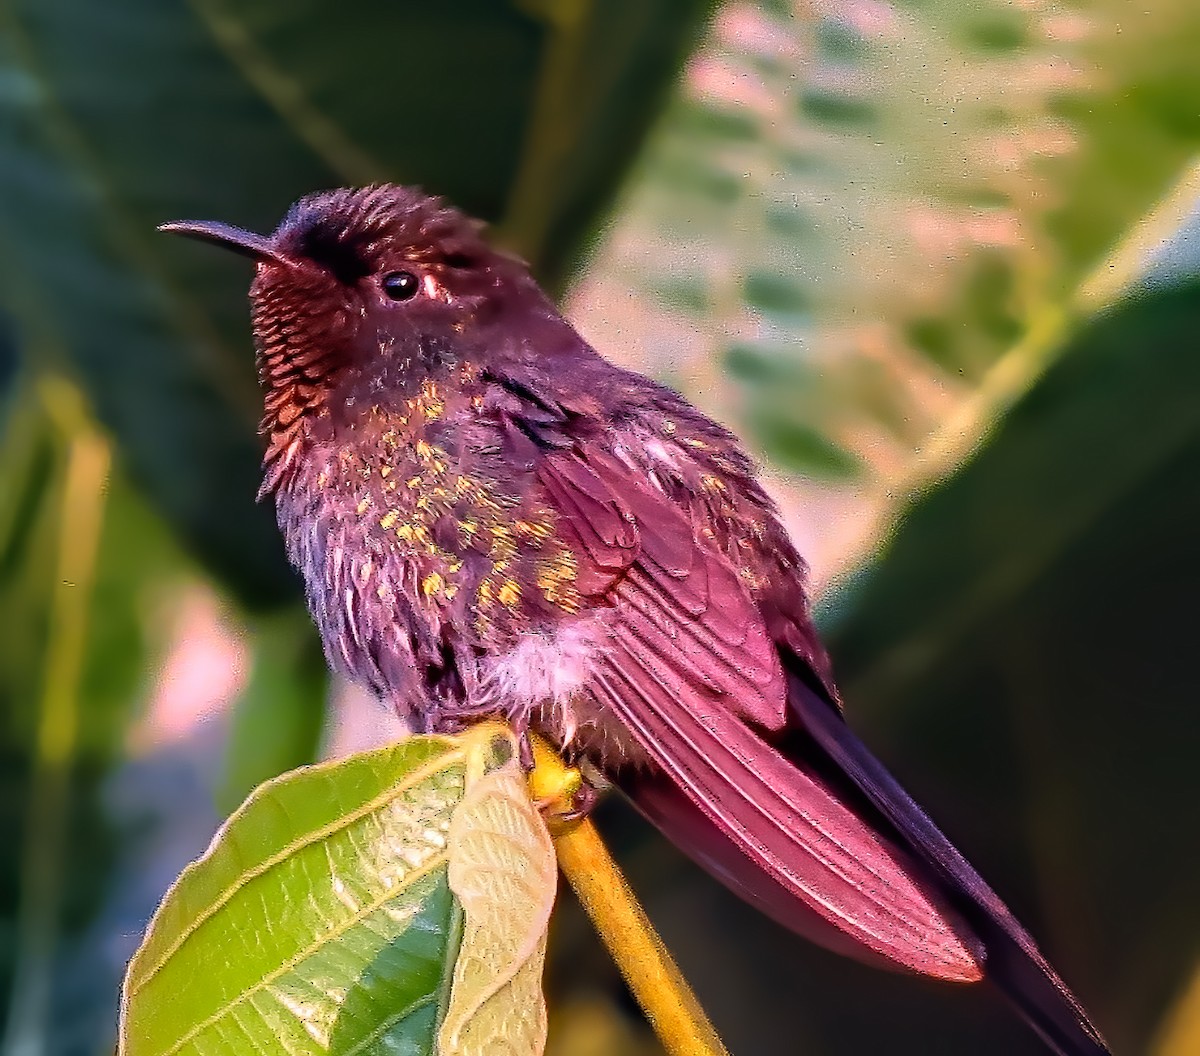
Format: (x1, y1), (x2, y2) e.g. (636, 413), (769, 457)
(538, 439), (1110, 1055)
(786, 670), (1110, 1055)
(536, 443), (985, 979)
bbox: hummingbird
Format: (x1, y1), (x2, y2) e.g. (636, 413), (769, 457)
(162, 185), (1109, 1055)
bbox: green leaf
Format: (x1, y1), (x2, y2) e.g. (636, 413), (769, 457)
(747, 413), (863, 481)
(120, 723), (551, 1056)
(592, 0), (1200, 501)
(0, 0), (712, 607)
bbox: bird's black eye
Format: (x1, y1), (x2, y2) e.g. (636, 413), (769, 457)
(381, 271), (420, 301)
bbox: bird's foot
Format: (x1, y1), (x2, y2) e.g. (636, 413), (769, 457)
(542, 777), (599, 830)
(432, 702), (509, 739)
(518, 728), (536, 771)
(526, 741), (599, 835)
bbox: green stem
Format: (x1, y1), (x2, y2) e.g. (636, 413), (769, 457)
(2, 382), (110, 1056)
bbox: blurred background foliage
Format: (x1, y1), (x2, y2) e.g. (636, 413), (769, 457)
(0, 1), (1197, 1054)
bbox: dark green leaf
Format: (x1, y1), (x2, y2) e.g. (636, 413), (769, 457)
(743, 268), (811, 322)
(723, 342), (798, 385)
(823, 280), (1200, 1051)
(0, 0), (711, 607)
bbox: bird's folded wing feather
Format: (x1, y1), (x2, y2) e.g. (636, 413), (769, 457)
(536, 444), (984, 979)
(787, 671), (1109, 1054)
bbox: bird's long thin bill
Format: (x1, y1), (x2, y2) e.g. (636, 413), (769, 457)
(157, 220), (290, 265)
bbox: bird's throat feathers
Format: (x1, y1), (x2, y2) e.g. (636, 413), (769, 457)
(242, 183), (591, 499)
(252, 297), (595, 501)
(250, 261), (356, 493)
(254, 328), (476, 499)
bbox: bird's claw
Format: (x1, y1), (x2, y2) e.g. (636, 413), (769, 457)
(525, 739), (599, 834)
(541, 778), (599, 829)
(518, 729), (536, 772)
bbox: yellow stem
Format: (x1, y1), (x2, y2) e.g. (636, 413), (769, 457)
(1154, 956), (1200, 1056)
(530, 737), (729, 1056)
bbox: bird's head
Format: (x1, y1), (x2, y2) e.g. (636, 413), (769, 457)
(161, 185), (546, 450)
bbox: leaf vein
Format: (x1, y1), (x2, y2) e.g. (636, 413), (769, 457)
(128, 746), (464, 994)
(159, 853), (449, 1056)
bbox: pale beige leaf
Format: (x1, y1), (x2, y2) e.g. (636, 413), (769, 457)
(437, 745), (557, 1056)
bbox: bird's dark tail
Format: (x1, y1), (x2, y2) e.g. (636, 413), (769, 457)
(786, 671), (1110, 1056)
